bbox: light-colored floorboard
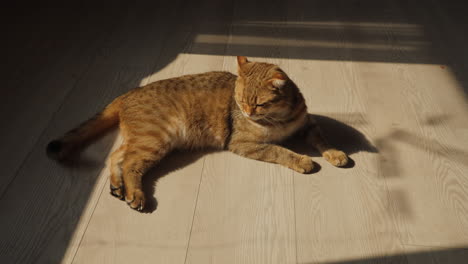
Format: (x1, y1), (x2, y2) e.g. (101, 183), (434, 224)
(186, 152), (297, 264)
(73, 1), (231, 262)
(372, 61), (468, 247)
(72, 54), (213, 264)
(292, 58), (404, 263)
(71, 148), (205, 264)
(185, 2), (298, 263)
(287, 2), (404, 263)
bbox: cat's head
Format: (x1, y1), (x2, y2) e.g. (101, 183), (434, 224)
(234, 56), (298, 122)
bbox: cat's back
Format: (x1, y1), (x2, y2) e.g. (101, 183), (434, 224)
(147, 71), (236, 93)
(123, 71), (236, 106)
(120, 71), (237, 149)
(147, 70), (236, 117)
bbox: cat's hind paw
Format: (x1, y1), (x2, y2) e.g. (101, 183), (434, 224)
(110, 184), (124, 200)
(125, 189), (146, 211)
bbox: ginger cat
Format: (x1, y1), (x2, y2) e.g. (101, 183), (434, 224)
(47, 56), (348, 211)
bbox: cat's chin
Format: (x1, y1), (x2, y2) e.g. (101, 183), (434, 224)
(241, 111), (259, 120)
(247, 115), (266, 122)
(248, 116), (261, 121)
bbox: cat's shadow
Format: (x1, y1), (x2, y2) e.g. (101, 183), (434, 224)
(283, 114), (377, 169)
(141, 113), (377, 213)
(141, 149), (215, 213)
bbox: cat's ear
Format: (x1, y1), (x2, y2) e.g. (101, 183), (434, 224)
(268, 72), (287, 89)
(237, 56), (249, 67)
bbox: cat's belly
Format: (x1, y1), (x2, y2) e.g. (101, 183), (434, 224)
(177, 118), (231, 149)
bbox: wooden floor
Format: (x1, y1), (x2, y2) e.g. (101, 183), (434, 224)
(1, 0), (468, 263)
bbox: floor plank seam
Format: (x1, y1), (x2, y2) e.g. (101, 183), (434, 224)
(183, 157), (206, 264)
(69, 177), (110, 264)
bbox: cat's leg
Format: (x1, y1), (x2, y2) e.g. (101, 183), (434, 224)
(228, 141), (315, 173)
(109, 145), (127, 199)
(120, 140), (172, 211)
(305, 116), (348, 167)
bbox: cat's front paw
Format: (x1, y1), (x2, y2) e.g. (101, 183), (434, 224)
(291, 155), (315, 174)
(323, 149), (348, 167)
(125, 189), (146, 211)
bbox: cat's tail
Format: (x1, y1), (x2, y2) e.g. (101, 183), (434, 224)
(46, 96), (123, 160)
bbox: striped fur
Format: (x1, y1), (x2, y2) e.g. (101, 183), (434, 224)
(47, 56), (348, 211)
